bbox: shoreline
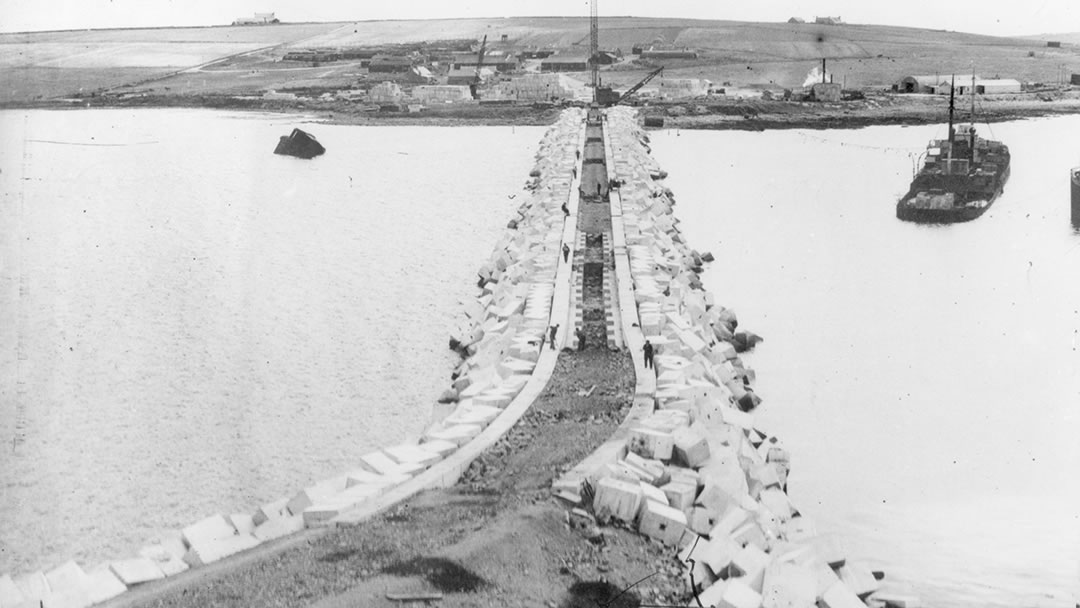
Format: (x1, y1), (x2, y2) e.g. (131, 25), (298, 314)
(6, 92), (1080, 131)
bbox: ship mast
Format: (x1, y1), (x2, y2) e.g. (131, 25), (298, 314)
(970, 72), (977, 164)
(946, 74), (955, 174)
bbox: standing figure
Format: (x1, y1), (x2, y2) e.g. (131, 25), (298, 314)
(643, 340), (654, 369)
(562, 243), (570, 262)
(549, 324), (560, 349)
(575, 327), (586, 351)
(562, 201), (570, 216)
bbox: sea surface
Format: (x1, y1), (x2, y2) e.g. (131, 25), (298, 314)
(650, 117), (1080, 607)
(0, 108), (544, 574)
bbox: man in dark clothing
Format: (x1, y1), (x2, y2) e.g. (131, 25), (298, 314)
(643, 340), (654, 369)
(596, 183), (602, 197)
(562, 243), (570, 262)
(562, 201), (570, 216)
(549, 324), (559, 349)
(575, 327), (586, 351)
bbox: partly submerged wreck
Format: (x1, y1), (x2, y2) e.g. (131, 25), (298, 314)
(274, 128), (325, 159)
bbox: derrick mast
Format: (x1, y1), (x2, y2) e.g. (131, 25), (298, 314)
(590, 0), (599, 92)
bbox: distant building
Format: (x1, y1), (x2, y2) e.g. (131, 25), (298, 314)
(659, 78), (710, 99)
(447, 67), (494, 86)
(540, 56), (590, 72)
(369, 82), (404, 104)
(1072, 73), (1080, 86)
(519, 49), (555, 59)
(974, 79), (1021, 94)
(407, 66), (436, 84)
(788, 17), (806, 23)
(897, 74), (976, 94)
(453, 54), (519, 72)
(814, 16), (843, 25)
(411, 85), (473, 103)
(233, 12), (279, 26)
(1047, 41), (1062, 48)
(640, 49), (698, 60)
(369, 55), (415, 73)
(282, 49), (340, 63)
(810, 82), (842, 101)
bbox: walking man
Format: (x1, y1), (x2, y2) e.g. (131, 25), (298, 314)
(643, 339), (654, 369)
(562, 201), (570, 217)
(549, 324), (560, 349)
(575, 327), (586, 351)
(562, 243), (570, 262)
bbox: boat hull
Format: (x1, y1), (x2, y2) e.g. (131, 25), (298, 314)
(897, 164), (1009, 224)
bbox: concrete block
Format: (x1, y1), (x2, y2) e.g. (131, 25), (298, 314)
(358, 451), (425, 477)
(417, 439), (458, 458)
(83, 566), (126, 604)
(697, 485), (739, 521)
(760, 561), (817, 608)
(181, 514), (238, 549)
(672, 426), (710, 467)
(660, 481), (697, 512)
(811, 560), (842, 597)
(627, 427), (674, 461)
(593, 477), (644, 524)
(15, 571), (50, 602)
(732, 520), (770, 552)
(810, 534), (847, 568)
(424, 423), (482, 446)
(444, 404), (502, 426)
(718, 577), (763, 608)
(820, 582), (866, 608)
(108, 558), (165, 586)
(698, 535), (742, 576)
(253, 514), (305, 542)
(183, 533), (261, 567)
(751, 464), (783, 490)
(252, 497), (290, 526)
(730, 544), (770, 592)
(686, 557), (718, 595)
(228, 513), (256, 536)
(697, 578), (729, 608)
(43, 563), (86, 597)
(286, 477), (349, 515)
(758, 488), (795, 522)
(0, 575), (26, 608)
(638, 501), (688, 546)
(138, 537), (190, 577)
(722, 407), (754, 430)
(623, 453), (669, 485)
(689, 506), (718, 535)
(303, 484), (383, 526)
(345, 469), (409, 488)
(837, 562), (880, 598)
(383, 444), (443, 468)
(639, 481), (671, 509)
(668, 466), (702, 489)
(872, 593), (920, 608)
(473, 390), (514, 409)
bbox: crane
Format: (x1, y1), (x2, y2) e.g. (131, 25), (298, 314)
(590, 0), (599, 93)
(595, 66), (664, 107)
(470, 34), (487, 100)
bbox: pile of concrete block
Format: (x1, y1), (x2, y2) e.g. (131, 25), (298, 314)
(369, 81), (404, 104)
(659, 78), (711, 100)
(411, 85), (472, 103)
(551, 107), (902, 608)
(488, 73), (590, 102)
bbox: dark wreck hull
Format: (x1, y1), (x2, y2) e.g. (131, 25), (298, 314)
(274, 128), (325, 159)
(896, 163), (1009, 224)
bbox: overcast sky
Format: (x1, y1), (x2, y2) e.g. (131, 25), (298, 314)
(0, 0), (1076, 37)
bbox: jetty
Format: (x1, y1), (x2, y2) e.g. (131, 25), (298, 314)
(0, 107), (909, 608)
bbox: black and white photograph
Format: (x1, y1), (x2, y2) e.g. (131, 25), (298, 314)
(1, 1), (1078, 607)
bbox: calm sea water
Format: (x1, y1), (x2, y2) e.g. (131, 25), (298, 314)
(0, 108), (544, 574)
(651, 117), (1080, 607)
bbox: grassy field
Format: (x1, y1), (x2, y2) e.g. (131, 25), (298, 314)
(1, 17), (1079, 104)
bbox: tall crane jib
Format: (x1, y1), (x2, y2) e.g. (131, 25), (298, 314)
(470, 34), (487, 100)
(590, 0), (599, 92)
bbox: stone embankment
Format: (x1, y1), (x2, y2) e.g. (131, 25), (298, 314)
(550, 106), (917, 608)
(0, 108), (587, 608)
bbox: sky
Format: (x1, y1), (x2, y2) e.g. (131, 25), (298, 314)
(0, 0), (1076, 37)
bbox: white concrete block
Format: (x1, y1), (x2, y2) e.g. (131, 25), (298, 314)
(672, 426), (711, 467)
(303, 484), (384, 526)
(473, 391), (514, 409)
(779, 517), (816, 543)
(286, 477), (348, 516)
(812, 560), (842, 597)
(698, 535), (742, 577)
(253, 514), (305, 542)
(872, 593), (920, 608)
(253, 497), (290, 526)
(183, 533), (261, 568)
(628, 427), (674, 460)
(593, 477), (644, 524)
(43, 563), (86, 597)
(760, 561), (817, 608)
(0, 575), (27, 608)
(638, 500), (688, 546)
(731, 544), (770, 592)
(660, 481), (697, 513)
(424, 423), (483, 446)
(640, 481), (670, 509)
(228, 513), (256, 536)
(758, 488), (795, 522)
(820, 582), (866, 608)
(417, 439), (458, 458)
(751, 464), (783, 490)
(623, 452), (668, 485)
(733, 520), (770, 552)
(358, 451), (425, 477)
(138, 537), (190, 577)
(108, 558), (165, 586)
(722, 407), (754, 430)
(810, 534), (848, 568)
(181, 514), (238, 549)
(383, 444), (442, 468)
(718, 577), (763, 608)
(83, 566), (126, 604)
(837, 562), (880, 597)
(444, 404), (502, 426)
(697, 578), (729, 608)
(16, 571), (51, 601)
(689, 506), (718, 535)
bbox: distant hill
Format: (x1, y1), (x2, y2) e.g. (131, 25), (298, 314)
(1021, 32), (1080, 45)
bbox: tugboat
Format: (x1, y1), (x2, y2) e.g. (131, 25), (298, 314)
(897, 76), (1010, 223)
